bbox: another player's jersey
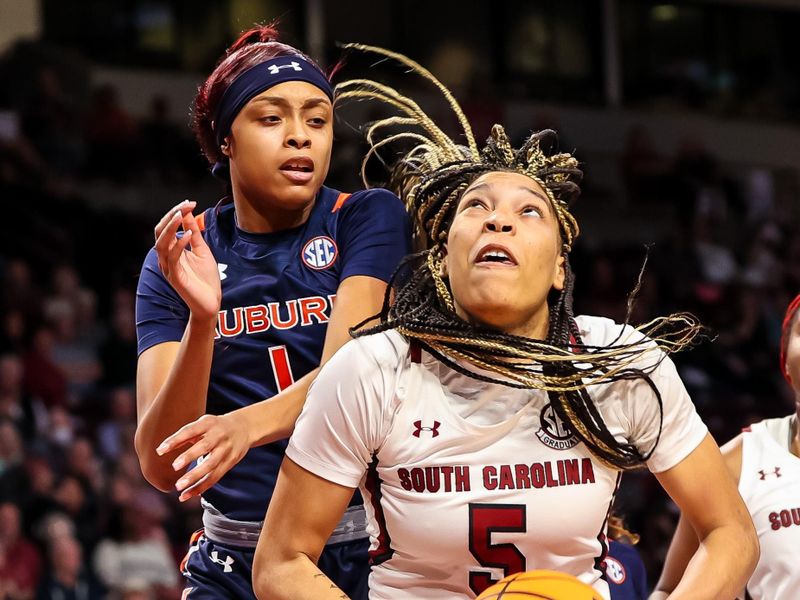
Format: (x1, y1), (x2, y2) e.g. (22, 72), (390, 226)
(136, 186), (411, 521)
(604, 540), (647, 600)
(287, 315), (708, 599)
(738, 415), (800, 600)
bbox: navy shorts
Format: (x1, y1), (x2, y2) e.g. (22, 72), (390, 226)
(180, 530), (371, 599)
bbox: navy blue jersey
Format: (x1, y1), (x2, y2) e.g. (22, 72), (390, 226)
(136, 186), (411, 521)
(605, 540), (648, 600)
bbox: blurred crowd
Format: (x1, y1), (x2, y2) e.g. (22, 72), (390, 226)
(0, 39), (798, 598)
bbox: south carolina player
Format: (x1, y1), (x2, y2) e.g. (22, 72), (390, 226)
(134, 27), (410, 599)
(252, 47), (757, 600)
(654, 294), (800, 600)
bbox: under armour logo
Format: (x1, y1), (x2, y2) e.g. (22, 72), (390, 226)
(759, 467), (782, 480)
(412, 420), (441, 438)
(210, 551), (234, 573)
(218, 263), (228, 281)
(268, 61), (303, 74)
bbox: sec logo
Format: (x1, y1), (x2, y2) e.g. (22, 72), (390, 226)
(302, 236), (338, 270)
(604, 556), (626, 584)
(535, 402), (579, 450)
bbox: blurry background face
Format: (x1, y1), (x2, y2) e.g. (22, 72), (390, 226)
(0, 502), (21, 541)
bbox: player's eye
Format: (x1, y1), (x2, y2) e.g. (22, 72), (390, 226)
(522, 205), (543, 218)
(464, 197), (488, 210)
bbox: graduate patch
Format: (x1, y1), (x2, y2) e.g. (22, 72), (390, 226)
(536, 403), (579, 450)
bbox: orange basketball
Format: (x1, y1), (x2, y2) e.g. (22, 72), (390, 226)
(475, 570), (604, 600)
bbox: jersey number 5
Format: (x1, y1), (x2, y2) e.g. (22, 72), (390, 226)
(268, 345), (296, 392)
(468, 503), (527, 595)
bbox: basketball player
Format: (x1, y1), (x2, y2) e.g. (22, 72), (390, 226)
(134, 27), (410, 599)
(605, 515), (647, 600)
(653, 294), (800, 600)
(251, 47), (757, 600)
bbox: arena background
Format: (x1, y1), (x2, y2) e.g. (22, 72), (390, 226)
(0, 0), (798, 597)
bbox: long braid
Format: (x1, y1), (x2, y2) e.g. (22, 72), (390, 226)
(341, 46), (701, 471)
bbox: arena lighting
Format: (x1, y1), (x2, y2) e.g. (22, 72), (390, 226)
(651, 4), (680, 21)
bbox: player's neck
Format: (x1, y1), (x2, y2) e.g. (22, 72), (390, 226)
(232, 193), (315, 233)
(792, 412), (800, 458)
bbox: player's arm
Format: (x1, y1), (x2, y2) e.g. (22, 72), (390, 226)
(240, 272), (389, 445)
(253, 458), (355, 600)
(650, 435), (744, 599)
(134, 201), (221, 492)
(155, 274), (387, 500)
(157, 190), (411, 500)
(649, 434), (755, 600)
(253, 336), (382, 598)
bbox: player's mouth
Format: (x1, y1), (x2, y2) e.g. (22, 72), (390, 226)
(279, 157), (315, 184)
(474, 243), (518, 268)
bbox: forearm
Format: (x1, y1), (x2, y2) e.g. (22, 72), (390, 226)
(652, 515), (698, 598)
(666, 523), (757, 599)
(234, 368), (319, 447)
(135, 316), (217, 489)
(254, 554), (349, 600)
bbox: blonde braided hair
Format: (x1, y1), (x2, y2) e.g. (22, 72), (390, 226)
(339, 45), (703, 470)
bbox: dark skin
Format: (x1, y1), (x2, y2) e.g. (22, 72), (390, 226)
(135, 81), (389, 501)
(254, 170), (756, 599)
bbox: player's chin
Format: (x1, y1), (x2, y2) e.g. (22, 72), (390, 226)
(270, 177), (322, 206)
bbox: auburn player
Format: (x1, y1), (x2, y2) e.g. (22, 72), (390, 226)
(134, 27), (410, 599)
(654, 295), (800, 600)
(605, 515), (647, 600)
(252, 47), (757, 600)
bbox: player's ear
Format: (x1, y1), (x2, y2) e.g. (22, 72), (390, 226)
(220, 136), (231, 157)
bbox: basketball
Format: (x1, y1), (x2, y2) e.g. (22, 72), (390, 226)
(475, 570), (604, 600)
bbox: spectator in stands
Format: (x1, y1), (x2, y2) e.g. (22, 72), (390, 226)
(36, 534), (104, 600)
(0, 501), (42, 600)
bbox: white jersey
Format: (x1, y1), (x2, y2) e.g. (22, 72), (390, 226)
(738, 415), (800, 600)
(288, 315), (707, 599)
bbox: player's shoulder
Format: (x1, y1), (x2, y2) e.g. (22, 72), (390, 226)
(574, 314), (648, 348)
(345, 329), (410, 370)
(197, 201), (230, 233)
(327, 186), (404, 215)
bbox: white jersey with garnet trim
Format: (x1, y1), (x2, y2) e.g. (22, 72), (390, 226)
(738, 415), (800, 600)
(287, 315), (708, 600)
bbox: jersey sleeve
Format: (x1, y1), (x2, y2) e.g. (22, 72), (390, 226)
(610, 325), (708, 473)
(286, 335), (400, 488)
(336, 188), (411, 283)
(135, 247), (189, 355)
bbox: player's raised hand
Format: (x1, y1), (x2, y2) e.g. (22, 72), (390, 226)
(154, 200), (221, 320)
(155, 411), (252, 502)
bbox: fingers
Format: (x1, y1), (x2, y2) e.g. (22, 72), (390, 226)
(176, 454), (224, 502)
(158, 413), (247, 501)
(181, 211), (211, 256)
(166, 228), (194, 276)
(154, 201), (198, 276)
(178, 472), (213, 503)
(156, 420), (206, 458)
(155, 211), (192, 278)
(154, 200), (196, 242)
(168, 432), (214, 474)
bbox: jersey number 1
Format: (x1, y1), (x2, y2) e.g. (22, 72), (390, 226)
(269, 345), (296, 392)
(468, 503), (527, 595)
